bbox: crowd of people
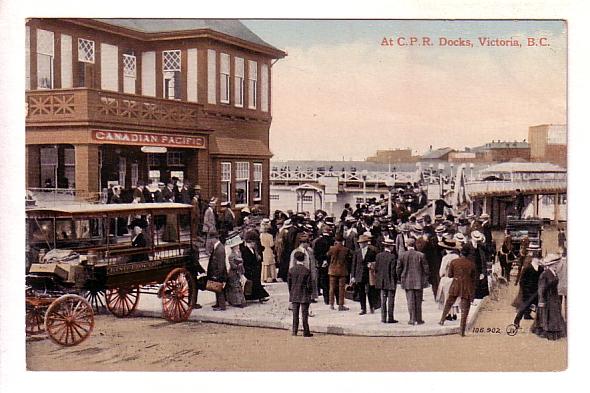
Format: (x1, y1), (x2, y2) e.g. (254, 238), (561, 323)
(104, 179), (567, 340)
(190, 183), (510, 337)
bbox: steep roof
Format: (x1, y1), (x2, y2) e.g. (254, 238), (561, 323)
(94, 19), (280, 52)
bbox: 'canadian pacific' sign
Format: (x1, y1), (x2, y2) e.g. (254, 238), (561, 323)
(92, 130), (206, 149)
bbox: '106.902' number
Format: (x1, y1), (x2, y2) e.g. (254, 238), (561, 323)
(472, 327), (502, 334)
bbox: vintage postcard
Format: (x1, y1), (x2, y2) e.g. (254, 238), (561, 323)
(18, 17), (568, 373)
(4, 0), (589, 387)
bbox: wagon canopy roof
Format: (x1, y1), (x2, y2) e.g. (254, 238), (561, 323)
(26, 203), (193, 218)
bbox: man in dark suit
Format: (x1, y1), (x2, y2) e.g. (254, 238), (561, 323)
(439, 244), (476, 336)
(206, 231), (228, 311)
(351, 234), (378, 315)
(396, 238), (430, 325)
(288, 251), (313, 337)
(374, 238), (398, 323)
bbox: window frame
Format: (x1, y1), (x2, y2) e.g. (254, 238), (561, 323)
(234, 57), (244, 107)
(77, 38), (95, 64)
(221, 162), (232, 204)
(248, 60), (257, 109)
(253, 163), (263, 202)
(220, 53), (230, 104)
(235, 161), (250, 206)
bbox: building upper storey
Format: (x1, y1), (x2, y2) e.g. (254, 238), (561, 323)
(25, 18), (286, 121)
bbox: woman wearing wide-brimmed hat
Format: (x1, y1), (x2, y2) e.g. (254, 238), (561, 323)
(530, 254), (567, 340)
(224, 232), (247, 308)
(436, 238), (461, 320)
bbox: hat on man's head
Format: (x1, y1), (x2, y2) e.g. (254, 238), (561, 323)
(382, 238), (395, 247)
(401, 223), (411, 232)
(467, 213), (475, 220)
(225, 232), (243, 248)
(220, 201), (230, 207)
(453, 233), (467, 243)
(435, 225), (446, 234)
(438, 238), (458, 250)
(471, 230), (485, 242)
(413, 224), (424, 233)
(434, 214), (444, 221)
(357, 234), (372, 243)
(480, 213), (490, 220)
(209, 197), (218, 205)
(261, 218), (271, 225)
(282, 219), (292, 228)
(241, 207), (251, 214)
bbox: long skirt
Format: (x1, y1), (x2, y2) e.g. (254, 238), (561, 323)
(224, 274), (246, 306)
(436, 277), (460, 310)
(261, 264), (277, 283)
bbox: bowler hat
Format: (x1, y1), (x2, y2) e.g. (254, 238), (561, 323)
(382, 238), (395, 247)
(357, 234), (372, 243)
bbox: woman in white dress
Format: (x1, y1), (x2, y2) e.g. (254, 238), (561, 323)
(259, 220), (277, 283)
(436, 238), (461, 321)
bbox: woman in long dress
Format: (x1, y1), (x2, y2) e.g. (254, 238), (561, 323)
(531, 254), (567, 340)
(240, 232), (270, 302)
(436, 239), (460, 320)
(224, 233), (246, 307)
(259, 221), (277, 283)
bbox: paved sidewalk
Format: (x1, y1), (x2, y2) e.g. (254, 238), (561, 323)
(134, 281), (486, 337)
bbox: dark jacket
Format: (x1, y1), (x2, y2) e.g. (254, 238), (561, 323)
(374, 250), (397, 290)
(327, 243), (350, 277)
(351, 246), (377, 283)
(206, 242), (227, 282)
(396, 249), (430, 290)
(288, 263), (313, 303)
(447, 257), (477, 301)
(133, 187), (145, 203)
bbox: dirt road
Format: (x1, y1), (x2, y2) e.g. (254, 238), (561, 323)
(26, 227), (566, 371)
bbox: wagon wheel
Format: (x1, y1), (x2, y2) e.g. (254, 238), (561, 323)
(26, 302), (46, 335)
(161, 268), (196, 322)
(83, 288), (107, 314)
(44, 294), (94, 347)
(105, 286), (140, 318)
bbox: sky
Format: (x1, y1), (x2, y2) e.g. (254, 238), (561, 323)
(243, 20), (567, 161)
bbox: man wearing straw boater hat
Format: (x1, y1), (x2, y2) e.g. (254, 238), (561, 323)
(374, 238), (398, 323)
(438, 242), (476, 336)
(465, 230), (489, 300)
(203, 197), (219, 253)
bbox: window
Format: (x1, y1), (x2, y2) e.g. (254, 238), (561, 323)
(118, 157), (126, 189)
(220, 53), (230, 104)
(221, 162), (231, 203)
(162, 50), (181, 100)
(235, 162), (249, 205)
(37, 29), (54, 89)
(131, 163), (139, 188)
(147, 153), (160, 168)
(40, 146), (58, 188)
(78, 38), (95, 63)
(234, 57), (244, 107)
(64, 148), (75, 188)
(297, 195), (313, 203)
(123, 53), (137, 94)
(253, 163), (262, 201)
(166, 151), (183, 166)
(261, 63), (269, 112)
(248, 60), (257, 109)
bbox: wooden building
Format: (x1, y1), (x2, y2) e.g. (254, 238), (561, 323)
(25, 18), (286, 213)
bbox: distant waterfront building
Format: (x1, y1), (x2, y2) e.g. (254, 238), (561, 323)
(366, 148), (416, 163)
(528, 124), (567, 167)
(421, 147), (455, 161)
(455, 140), (530, 163)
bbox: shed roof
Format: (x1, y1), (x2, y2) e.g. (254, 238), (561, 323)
(210, 137), (273, 157)
(26, 203), (192, 217)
